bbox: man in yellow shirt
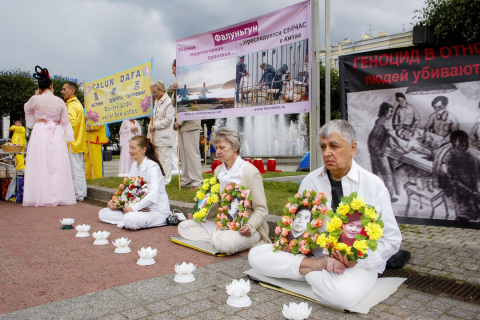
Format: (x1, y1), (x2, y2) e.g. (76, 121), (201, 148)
(85, 125), (108, 179)
(9, 120), (26, 170)
(62, 82), (87, 201)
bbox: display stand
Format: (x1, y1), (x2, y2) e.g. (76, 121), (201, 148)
(0, 149), (23, 203)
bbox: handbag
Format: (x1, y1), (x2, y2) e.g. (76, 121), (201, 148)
(166, 209), (187, 226)
(0, 167), (12, 200)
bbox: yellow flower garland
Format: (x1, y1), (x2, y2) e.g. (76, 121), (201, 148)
(192, 177), (221, 223)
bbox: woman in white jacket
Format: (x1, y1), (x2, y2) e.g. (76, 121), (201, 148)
(99, 135), (170, 230)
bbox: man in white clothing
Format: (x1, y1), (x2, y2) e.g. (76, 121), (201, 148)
(248, 120), (402, 308)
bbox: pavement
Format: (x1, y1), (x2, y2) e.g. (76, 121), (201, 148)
(1, 160), (480, 319)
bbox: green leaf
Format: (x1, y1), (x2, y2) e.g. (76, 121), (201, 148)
(368, 240), (378, 251)
(355, 234), (368, 240)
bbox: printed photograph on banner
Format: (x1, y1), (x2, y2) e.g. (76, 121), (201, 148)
(235, 39), (309, 108)
(176, 59), (235, 112)
(288, 206), (312, 240)
(84, 60), (153, 126)
(347, 80), (480, 223)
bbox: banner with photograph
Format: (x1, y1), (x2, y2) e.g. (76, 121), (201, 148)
(176, 1), (310, 121)
(84, 59), (153, 126)
(340, 41), (480, 229)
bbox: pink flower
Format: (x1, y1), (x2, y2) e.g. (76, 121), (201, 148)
(285, 202), (292, 208)
(312, 198), (321, 206)
(243, 210), (249, 218)
(289, 240), (297, 249)
(227, 221), (236, 230)
(216, 221), (223, 228)
(119, 184), (124, 189)
(311, 218), (323, 228)
(280, 237), (288, 245)
(274, 240), (280, 247)
(311, 233), (318, 242)
(241, 189), (248, 198)
(289, 207), (297, 214)
(244, 199), (251, 207)
(275, 226), (282, 235)
(320, 206), (329, 214)
(220, 213), (227, 220)
(235, 184), (240, 189)
(302, 199), (309, 206)
(235, 222), (240, 229)
(282, 216), (293, 226)
(216, 214), (221, 219)
(302, 231), (310, 239)
(300, 246), (310, 255)
(226, 194), (232, 202)
(299, 240), (307, 247)
(226, 184), (234, 191)
(312, 205), (318, 212)
(305, 191), (311, 198)
(294, 193), (302, 198)
(281, 227), (289, 237)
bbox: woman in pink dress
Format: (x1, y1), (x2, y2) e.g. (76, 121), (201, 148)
(119, 119), (142, 174)
(23, 66), (76, 207)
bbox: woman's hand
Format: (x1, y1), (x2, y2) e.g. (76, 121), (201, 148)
(172, 82), (178, 91)
(332, 250), (357, 268)
(123, 206), (133, 214)
(239, 225), (251, 237)
(107, 200), (118, 210)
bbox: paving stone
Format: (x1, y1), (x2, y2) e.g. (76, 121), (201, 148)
(459, 263), (479, 271)
(447, 304), (480, 319)
(426, 297), (458, 311)
(145, 301), (173, 314)
(96, 314), (128, 320)
(168, 304), (201, 318)
(196, 308), (227, 320)
(121, 307), (152, 320)
(145, 313), (178, 320)
(397, 297), (425, 309)
(389, 305), (415, 317)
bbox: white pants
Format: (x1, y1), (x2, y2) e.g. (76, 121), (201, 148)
(248, 244), (378, 308)
(172, 144), (179, 172)
(155, 145), (172, 185)
(178, 220), (261, 255)
(98, 208), (168, 230)
(68, 149), (87, 201)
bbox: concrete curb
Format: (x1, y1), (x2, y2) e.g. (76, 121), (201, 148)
(87, 185), (280, 239)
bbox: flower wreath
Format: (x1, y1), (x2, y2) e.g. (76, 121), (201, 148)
(112, 177), (149, 208)
(316, 192), (384, 261)
(215, 183), (252, 231)
(192, 177), (221, 223)
(273, 190), (329, 255)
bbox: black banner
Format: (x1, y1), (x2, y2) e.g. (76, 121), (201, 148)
(340, 41), (480, 229)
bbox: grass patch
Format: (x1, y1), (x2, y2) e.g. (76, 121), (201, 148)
(112, 155), (120, 160)
(87, 172), (306, 216)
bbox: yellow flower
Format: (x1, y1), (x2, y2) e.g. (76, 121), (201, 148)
(200, 207), (208, 215)
(364, 207), (377, 220)
(193, 209), (207, 220)
(350, 197), (366, 211)
(353, 240), (368, 254)
(210, 184), (220, 193)
(327, 235), (338, 245)
(196, 191), (205, 200)
(206, 197), (213, 205)
(202, 182), (210, 191)
(335, 242), (349, 252)
(336, 203), (350, 215)
(209, 177), (217, 185)
(210, 194), (220, 204)
(316, 233), (328, 247)
(364, 222), (383, 240)
(204, 178), (209, 183)
(326, 216), (343, 232)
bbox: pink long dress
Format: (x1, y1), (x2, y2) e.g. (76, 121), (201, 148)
(118, 120), (142, 174)
(23, 91), (76, 207)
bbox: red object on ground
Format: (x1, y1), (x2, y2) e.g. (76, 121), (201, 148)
(266, 158), (276, 172)
(253, 158), (265, 174)
(211, 159), (222, 171)
(244, 158), (253, 164)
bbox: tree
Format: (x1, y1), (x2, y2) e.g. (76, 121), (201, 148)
(414, 0), (480, 44)
(319, 64), (341, 124)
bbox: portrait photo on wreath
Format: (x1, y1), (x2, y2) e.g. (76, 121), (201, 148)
(347, 80), (480, 225)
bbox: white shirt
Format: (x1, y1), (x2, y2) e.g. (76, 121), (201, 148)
(129, 157), (170, 214)
(299, 159), (402, 273)
(217, 155), (245, 191)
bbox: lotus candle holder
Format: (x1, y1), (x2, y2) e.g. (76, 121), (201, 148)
(75, 224), (91, 237)
(226, 278), (251, 307)
(174, 262), (196, 283)
(112, 237), (131, 253)
(137, 247), (157, 266)
(60, 218), (74, 230)
(92, 231), (110, 245)
(282, 302), (312, 320)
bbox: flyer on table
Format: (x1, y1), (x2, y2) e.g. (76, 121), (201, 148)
(84, 59), (153, 126)
(176, 1), (311, 121)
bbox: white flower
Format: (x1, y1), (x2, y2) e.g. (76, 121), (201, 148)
(174, 262), (196, 275)
(138, 247), (157, 259)
(60, 218), (74, 225)
(282, 302), (312, 320)
(92, 231), (110, 240)
(226, 279), (251, 297)
(112, 237), (131, 248)
(75, 224), (90, 232)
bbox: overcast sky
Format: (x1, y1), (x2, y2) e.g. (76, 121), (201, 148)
(0, 0), (423, 87)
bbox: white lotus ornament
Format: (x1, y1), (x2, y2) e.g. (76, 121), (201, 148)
(137, 247), (157, 266)
(75, 224), (90, 237)
(174, 262), (196, 283)
(60, 218), (74, 230)
(282, 302), (312, 320)
(92, 231), (110, 245)
(225, 278), (251, 307)
(112, 237), (131, 253)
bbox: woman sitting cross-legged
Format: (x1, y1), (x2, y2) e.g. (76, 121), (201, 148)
(178, 127), (271, 255)
(99, 135), (170, 230)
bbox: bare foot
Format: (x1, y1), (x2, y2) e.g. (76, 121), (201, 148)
(299, 256), (346, 275)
